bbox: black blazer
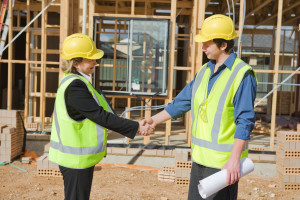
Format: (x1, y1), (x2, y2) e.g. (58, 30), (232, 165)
(64, 74), (138, 139)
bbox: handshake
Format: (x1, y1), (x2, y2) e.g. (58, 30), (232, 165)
(137, 117), (156, 136)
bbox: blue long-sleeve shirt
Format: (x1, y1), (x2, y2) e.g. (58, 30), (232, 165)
(165, 52), (257, 140)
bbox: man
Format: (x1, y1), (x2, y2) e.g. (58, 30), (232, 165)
(143, 14), (256, 200)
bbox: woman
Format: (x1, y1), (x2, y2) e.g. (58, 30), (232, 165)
(49, 33), (152, 200)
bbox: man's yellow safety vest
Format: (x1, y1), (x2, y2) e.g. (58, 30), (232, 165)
(49, 74), (112, 169)
(191, 58), (256, 169)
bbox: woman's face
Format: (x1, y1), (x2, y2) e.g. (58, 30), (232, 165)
(74, 59), (98, 75)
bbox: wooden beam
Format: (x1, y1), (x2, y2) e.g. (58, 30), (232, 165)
(245, 0), (273, 20)
(40, 0), (47, 130)
(270, 0), (283, 151)
(7, 0), (13, 110)
(256, 1), (300, 26)
(24, 0), (30, 121)
(282, 15), (300, 26)
(194, 0), (206, 73)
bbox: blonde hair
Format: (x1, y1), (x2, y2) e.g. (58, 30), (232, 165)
(61, 58), (83, 74)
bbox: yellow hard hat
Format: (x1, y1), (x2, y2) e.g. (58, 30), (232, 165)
(195, 14), (237, 42)
(61, 33), (104, 60)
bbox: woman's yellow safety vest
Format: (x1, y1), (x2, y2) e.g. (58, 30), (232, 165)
(49, 74), (112, 169)
(191, 58), (256, 169)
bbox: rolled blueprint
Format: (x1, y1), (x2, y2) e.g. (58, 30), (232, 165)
(198, 157), (254, 199)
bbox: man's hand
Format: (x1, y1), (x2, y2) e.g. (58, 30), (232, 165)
(138, 119), (155, 136)
(222, 157), (241, 185)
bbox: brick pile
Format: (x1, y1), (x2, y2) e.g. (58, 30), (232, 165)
(158, 148), (191, 185)
(276, 130), (300, 191)
(37, 142), (62, 177)
(0, 109), (25, 162)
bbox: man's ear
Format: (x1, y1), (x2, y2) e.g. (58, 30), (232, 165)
(220, 42), (227, 51)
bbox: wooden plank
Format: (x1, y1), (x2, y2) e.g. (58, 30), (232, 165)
(253, 70), (300, 75)
(131, 0), (135, 15)
(279, 30), (286, 116)
(188, 0), (197, 147)
(194, 0), (205, 73)
(89, 0), (96, 36)
(270, 0), (283, 151)
(165, 0), (177, 145)
(24, 0), (31, 122)
(7, 0), (13, 110)
(173, 66), (192, 71)
(93, 13), (171, 19)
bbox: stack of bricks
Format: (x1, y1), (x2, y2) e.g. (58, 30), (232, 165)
(37, 143), (62, 177)
(26, 116), (39, 131)
(0, 109), (25, 162)
(158, 166), (176, 182)
(175, 148), (192, 185)
(158, 148), (192, 185)
(276, 130), (300, 191)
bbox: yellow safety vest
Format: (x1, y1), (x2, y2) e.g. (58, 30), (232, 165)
(191, 58), (256, 169)
(49, 74), (113, 169)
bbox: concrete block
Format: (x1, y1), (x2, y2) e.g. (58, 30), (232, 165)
(37, 154), (47, 169)
(106, 147), (112, 154)
(164, 150), (173, 157)
(259, 154), (276, 162)
(49, 160), (59, 169)
(142, 149), (157, 156)
(175, 148), (189, 162)
(43, 155), (49, 168)
(248, 154), (260, 161)
(35, 134), (50, 141)
(127, 148), (140, 155)
(44, 143), (50, 153)
(111, 147), (127, 155)
(3, 126), (16, 134)
(21, 157), (31, 164)
(156, 150), (165, 156)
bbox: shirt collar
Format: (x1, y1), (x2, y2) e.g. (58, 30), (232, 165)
(207, 51), (237, 70)
(77, 71), (91, 81)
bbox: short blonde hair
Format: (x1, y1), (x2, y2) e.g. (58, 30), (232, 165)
(61, 58), (83, 74)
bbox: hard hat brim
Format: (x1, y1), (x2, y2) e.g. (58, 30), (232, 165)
(194, 34), (208, 43)
(62, 49), (104, 60)
(86, 49), (104, 60)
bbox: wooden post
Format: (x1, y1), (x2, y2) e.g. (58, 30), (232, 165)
(267, 29), (276, 116)
(7, 0), (13, 110)
(144, 98), (151, 145)
(290, 32), (297, 116)
(279, 30), (285, 116)
(126, 97), (131, 144)
(270, 0), (283, 151)
(194, 0), (205, 74)
(237, 0), (244, 58)
(24, 0), (31, 123)
(164, 0), (177, 145)
(88, 0), (95, 37)
(131, 0), (135, 15)
(40, 0), (47, 130)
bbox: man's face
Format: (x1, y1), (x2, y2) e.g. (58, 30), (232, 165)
(202, 40), (223, 60)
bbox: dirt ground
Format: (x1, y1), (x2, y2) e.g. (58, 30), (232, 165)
(1, 161), (300, 200)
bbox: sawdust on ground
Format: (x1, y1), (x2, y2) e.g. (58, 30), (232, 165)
(1, 161), (300, 200)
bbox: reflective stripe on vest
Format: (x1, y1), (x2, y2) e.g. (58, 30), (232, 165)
(50, 74), (105, 155)
(191, 61), (248, 153)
